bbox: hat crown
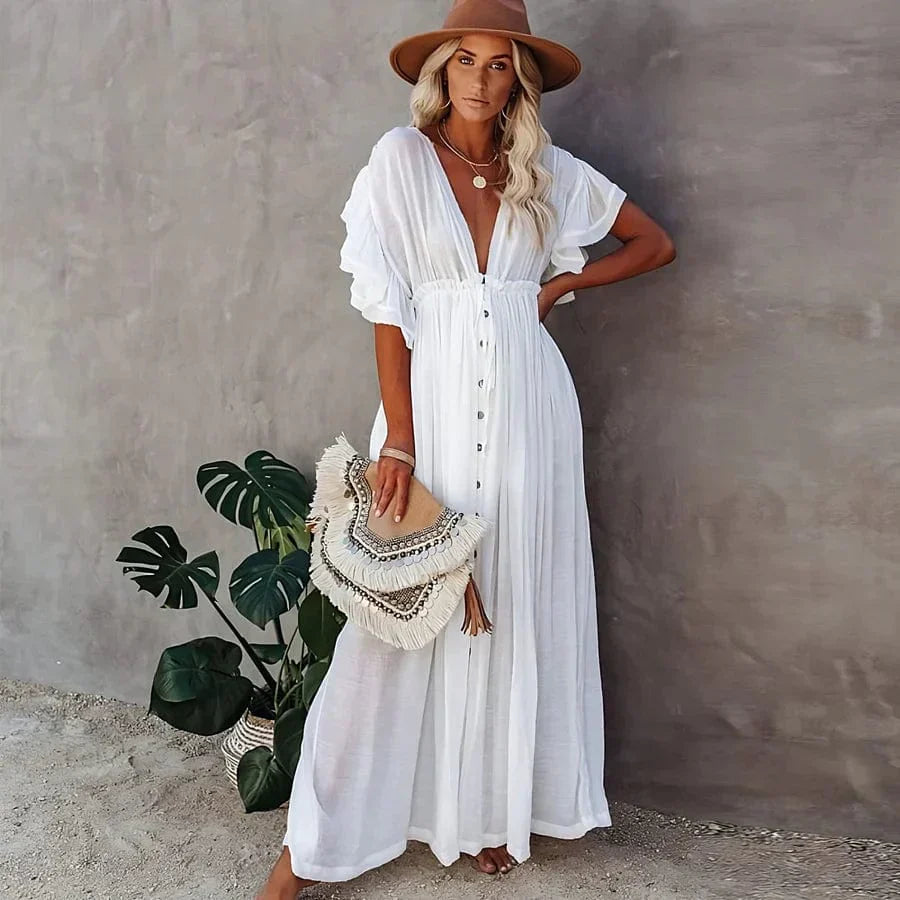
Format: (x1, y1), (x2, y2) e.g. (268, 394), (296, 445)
(442, 0), (532, 36)
(388, 0), (581, 93)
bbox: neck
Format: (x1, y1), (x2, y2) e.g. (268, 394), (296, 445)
(441, 111), (498, 161)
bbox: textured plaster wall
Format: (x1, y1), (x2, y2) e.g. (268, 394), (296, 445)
(1, 1), (898, 840)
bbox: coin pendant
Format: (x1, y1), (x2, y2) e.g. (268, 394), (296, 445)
(472, 174), (487, 189)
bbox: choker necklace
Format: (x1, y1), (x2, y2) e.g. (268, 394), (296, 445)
(438, 120), (502, 190)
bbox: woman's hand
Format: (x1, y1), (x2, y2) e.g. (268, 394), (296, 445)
(373, 444), (414, 523)
(536, 280), (568, 322)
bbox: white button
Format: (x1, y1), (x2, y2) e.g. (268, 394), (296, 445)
(477, 442), (482, 450)
(483, 309), (489, 317)
(477, 411), (484, 419)
(476, 480), (481, 488)
(478, 378), (484, 387)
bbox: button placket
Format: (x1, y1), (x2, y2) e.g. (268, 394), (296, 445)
(475, 273), (489, 495)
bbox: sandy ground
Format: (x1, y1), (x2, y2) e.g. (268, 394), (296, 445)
(0, 679), (896, 900)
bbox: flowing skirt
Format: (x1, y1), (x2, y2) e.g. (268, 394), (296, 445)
(282, 279), (612, 880)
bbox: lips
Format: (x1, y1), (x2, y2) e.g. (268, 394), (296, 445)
(465, 98), (488, 104)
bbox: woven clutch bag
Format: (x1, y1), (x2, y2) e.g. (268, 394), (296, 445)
(305, 432), (493, 650)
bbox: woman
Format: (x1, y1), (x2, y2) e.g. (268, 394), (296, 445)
(259, 2), (675, 896)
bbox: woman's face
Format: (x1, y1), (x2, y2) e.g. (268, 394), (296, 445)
(444, 33), (518, 122)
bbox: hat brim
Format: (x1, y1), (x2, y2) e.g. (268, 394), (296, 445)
(389, 28), (581, 94)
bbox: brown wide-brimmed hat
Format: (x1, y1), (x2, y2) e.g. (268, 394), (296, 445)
(389, 0), (582, 94)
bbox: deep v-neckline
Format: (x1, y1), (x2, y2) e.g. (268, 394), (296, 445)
(412, 126), (504, 278)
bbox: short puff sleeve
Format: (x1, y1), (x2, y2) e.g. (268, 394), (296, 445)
(338, 160), (416, 349)
(541, 146), (627, 305)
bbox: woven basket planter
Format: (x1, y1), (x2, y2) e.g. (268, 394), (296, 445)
(220, 709), (289, 809)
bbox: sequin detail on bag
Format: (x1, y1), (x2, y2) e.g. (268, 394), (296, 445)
(318, 516), (444, 621)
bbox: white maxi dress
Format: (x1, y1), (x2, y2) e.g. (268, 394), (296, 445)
(283, 124), (627, 881)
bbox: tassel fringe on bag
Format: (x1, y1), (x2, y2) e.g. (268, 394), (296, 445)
(306, 432), (494, 651)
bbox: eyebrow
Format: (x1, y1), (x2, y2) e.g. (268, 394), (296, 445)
(456, 47), (512, 60)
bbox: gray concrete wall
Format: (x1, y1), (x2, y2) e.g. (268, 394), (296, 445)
(2, 1), (898, 841)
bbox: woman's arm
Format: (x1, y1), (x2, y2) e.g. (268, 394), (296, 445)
(538, 198), (676, 317)
(372, 323), (415, 523)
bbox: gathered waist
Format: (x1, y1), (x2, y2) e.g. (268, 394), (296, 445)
(413, 273), (541, 299)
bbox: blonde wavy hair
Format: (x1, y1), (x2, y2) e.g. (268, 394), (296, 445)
(408, 37), (557, 253)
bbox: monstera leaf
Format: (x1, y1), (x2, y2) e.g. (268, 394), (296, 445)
(248, 643), (288, 665)
(301, 660), (329, 709)
(229, 548), (311, 629)
(196, 451), (313, 532)
(117, 525), (218, 609)
(149, 636), (254, 735)
(254, 511), (312, 558)
(236, 704), (308, 811)
(272, 706), (308, 775)
(297, 587), (345, 660)
(237, 745), (293, 812)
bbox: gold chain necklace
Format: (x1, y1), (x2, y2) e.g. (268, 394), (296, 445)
(437, 120), (505, 190)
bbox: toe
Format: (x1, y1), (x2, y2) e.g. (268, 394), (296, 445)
(497, 845), (517, 872)
(471, 852), (496, 873)
(489, 847), (510, 873)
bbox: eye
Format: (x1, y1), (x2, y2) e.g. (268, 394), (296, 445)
(456, 55), (507, 71)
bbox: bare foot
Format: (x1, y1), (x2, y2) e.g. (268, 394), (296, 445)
(256, 845), (320, 899)
(467, 843), (519, 875)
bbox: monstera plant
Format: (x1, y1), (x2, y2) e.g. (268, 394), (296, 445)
(116, 450), (345, 812)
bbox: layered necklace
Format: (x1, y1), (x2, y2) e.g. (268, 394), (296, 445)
(437, 119), (506, 190)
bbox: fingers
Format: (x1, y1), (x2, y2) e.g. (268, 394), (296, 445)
(373, 458), (411, 522)
(373, 460), (387, 514)
(392, 473), (409, 523)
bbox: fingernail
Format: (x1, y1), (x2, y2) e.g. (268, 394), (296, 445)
(394, 514), (401, 522)
(375, 507), (382, 516)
